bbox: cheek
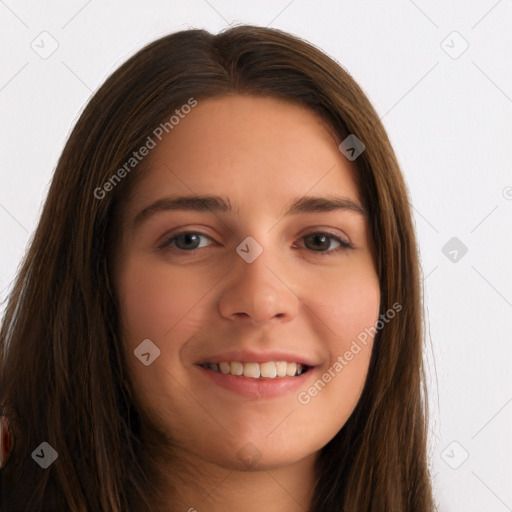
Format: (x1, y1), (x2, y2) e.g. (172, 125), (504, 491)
(117, 255), (212, 343)
(294, 258), (380, 419)
(302, 255), (381, 341)
(330, 279), (381, 341)
(115, 256), (214, 406)
(116, 256), (216, 428)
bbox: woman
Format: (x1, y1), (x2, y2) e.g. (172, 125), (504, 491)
(0, 25), (435, 511)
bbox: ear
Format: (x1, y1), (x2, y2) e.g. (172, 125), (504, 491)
(0, 414), (14, 468)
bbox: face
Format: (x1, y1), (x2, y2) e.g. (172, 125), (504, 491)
(114, 94), (380, 471)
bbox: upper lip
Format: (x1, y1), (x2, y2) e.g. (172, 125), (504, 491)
(196, 349), (319, 367)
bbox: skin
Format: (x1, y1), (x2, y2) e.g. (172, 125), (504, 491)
(113, 94), (381, 511)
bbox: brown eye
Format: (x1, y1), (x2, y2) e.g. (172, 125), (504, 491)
(160, 232), (212, 251)
(302, 232), (352, 254)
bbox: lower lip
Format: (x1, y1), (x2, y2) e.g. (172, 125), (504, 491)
(196, 365), (315, 399)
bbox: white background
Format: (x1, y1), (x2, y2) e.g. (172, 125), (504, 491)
(1, 1), (511, 510)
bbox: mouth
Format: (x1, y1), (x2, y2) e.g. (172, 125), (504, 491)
(195, 351), (318, 398)
(198, 360), (312, 379)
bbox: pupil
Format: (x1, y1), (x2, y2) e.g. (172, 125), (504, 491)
(309, 234), (328, 251)
(178, 234), (199, 250)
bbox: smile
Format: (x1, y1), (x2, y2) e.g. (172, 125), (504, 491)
(199, 361), (310, 378)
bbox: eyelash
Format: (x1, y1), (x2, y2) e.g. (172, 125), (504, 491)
(158, 230), (353, 256)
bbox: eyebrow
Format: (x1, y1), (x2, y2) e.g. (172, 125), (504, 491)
(132, 194), (366, 228)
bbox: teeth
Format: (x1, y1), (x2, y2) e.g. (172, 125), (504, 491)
(260, 361), (277, 378)
(202, 360), (307, 378)
(275, 361), (288, 377)
(230, 361), (244, 376)
(219, 361), (231, 375)
(243, 362), (260, 378)
(286, 362), (297, 377)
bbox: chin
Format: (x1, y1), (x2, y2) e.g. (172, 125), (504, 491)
(207, 435), (316, 472)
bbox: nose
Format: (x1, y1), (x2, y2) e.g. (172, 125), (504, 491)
(218, 245), (300, 326)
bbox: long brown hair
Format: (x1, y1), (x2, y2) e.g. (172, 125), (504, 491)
(0, 24), (434, 511)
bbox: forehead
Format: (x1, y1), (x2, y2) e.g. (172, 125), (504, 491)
(126, 94), (362, 217)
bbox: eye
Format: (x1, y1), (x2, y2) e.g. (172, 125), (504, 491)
(159, 231), (213, 251)
(299, 232), (352, 255)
